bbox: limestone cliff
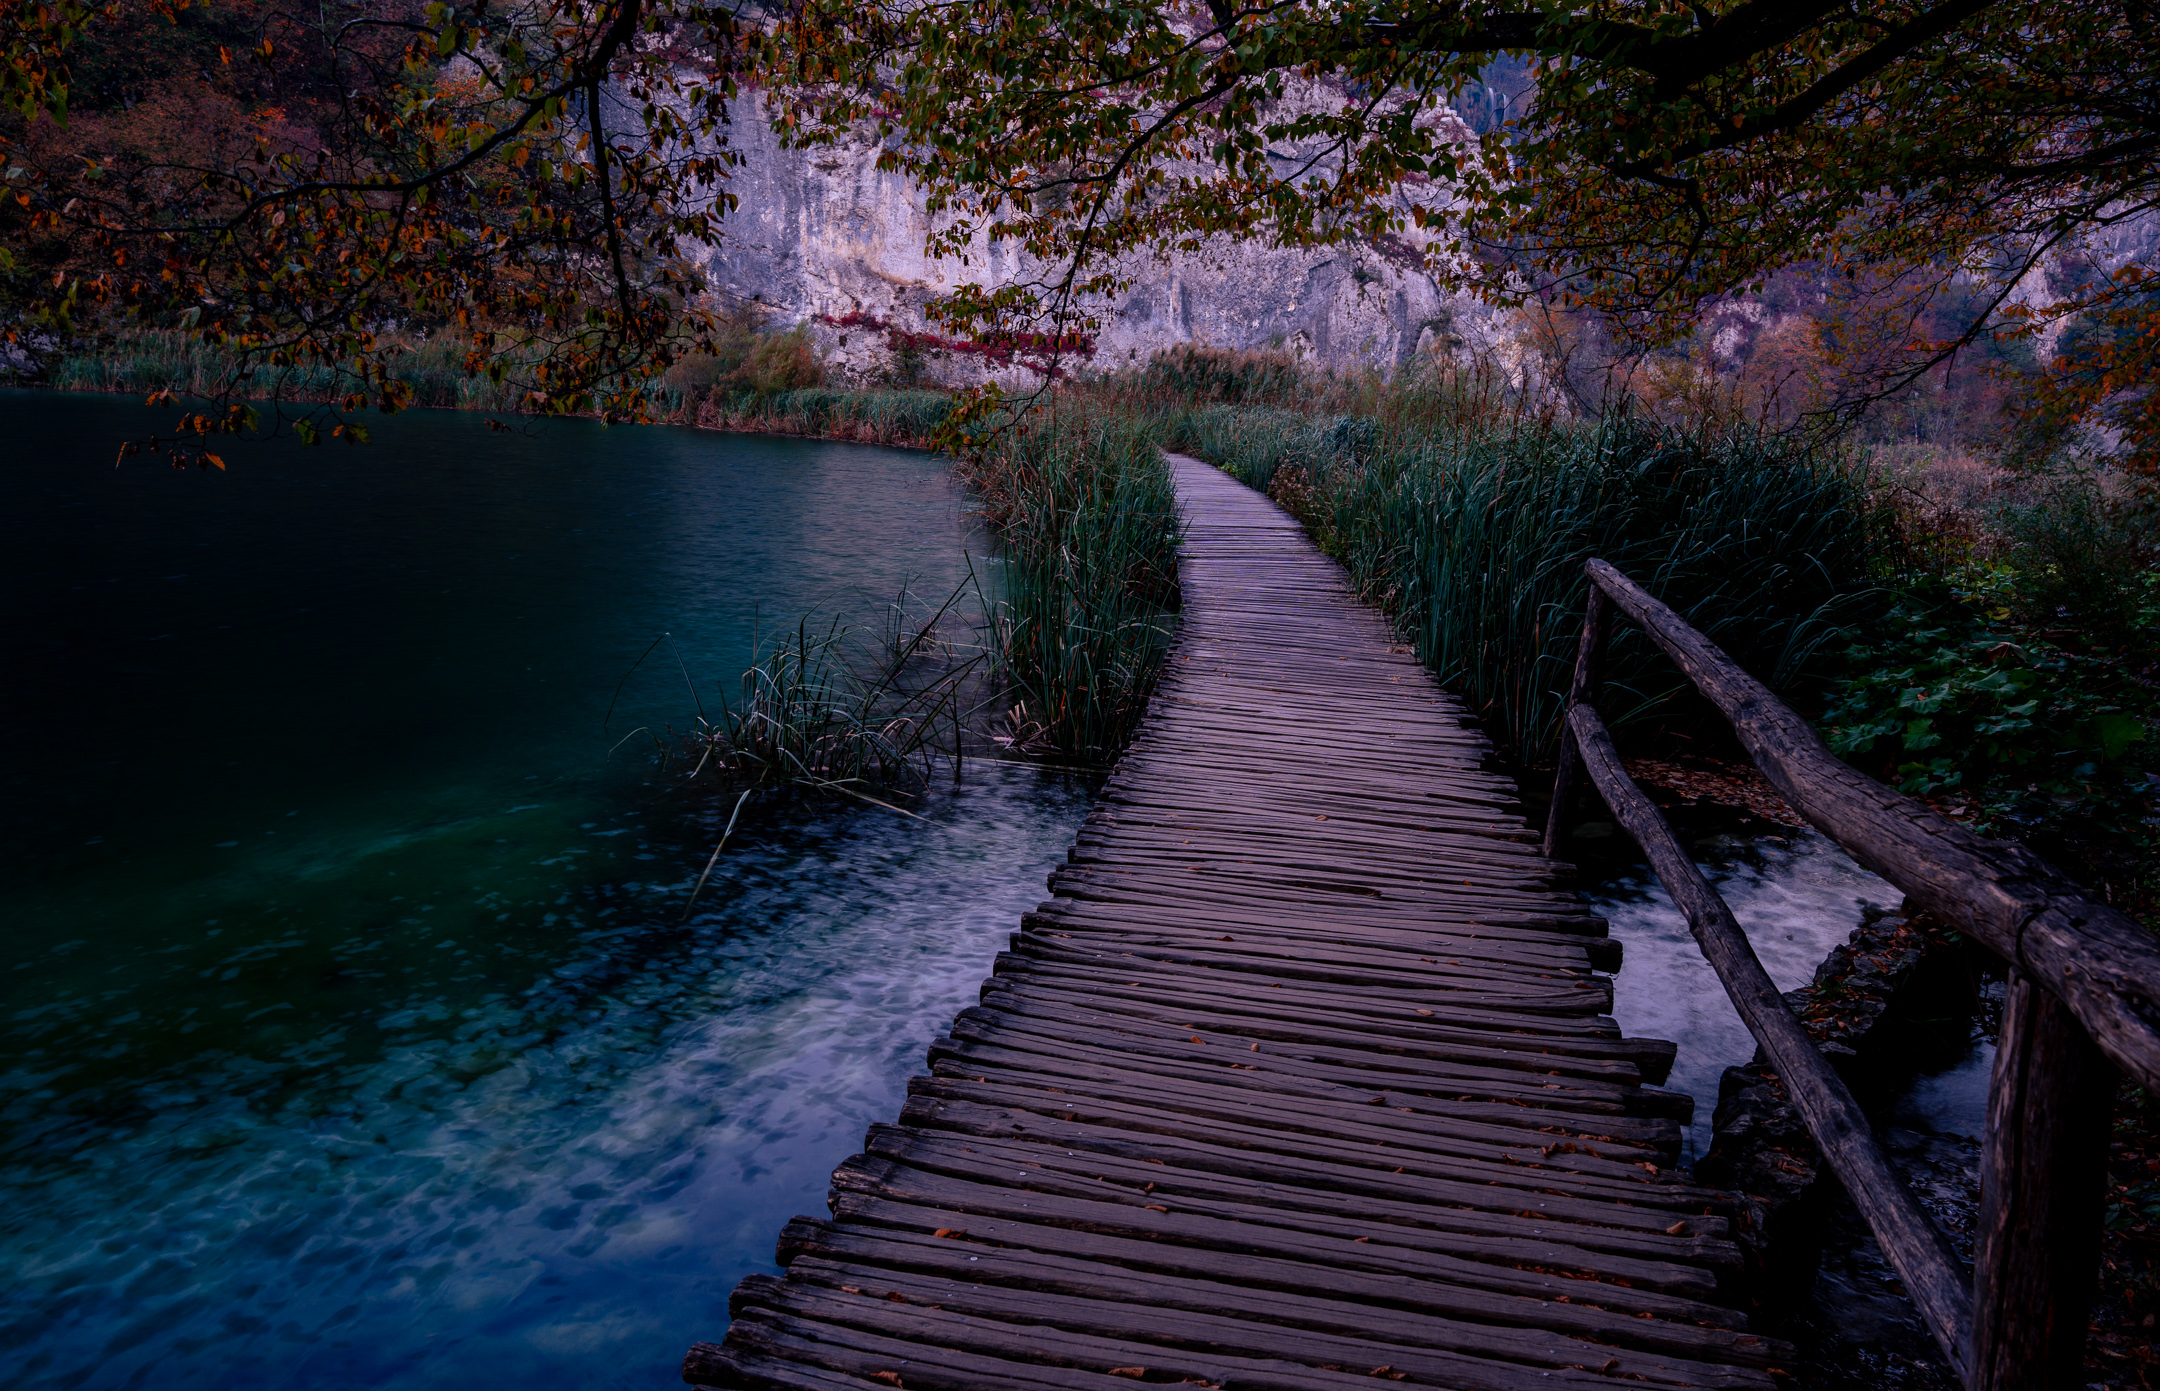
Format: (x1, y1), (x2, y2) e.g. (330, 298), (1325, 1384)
(693, 96), (1505, 384)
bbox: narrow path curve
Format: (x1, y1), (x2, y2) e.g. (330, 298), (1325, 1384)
(686, 453), (1785, 1390)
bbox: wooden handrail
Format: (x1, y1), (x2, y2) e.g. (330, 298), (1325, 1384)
(1553, 558), (2142, 1388)
(1567, 701), (1976, 1367)
(1581, 558), (2160, 1093)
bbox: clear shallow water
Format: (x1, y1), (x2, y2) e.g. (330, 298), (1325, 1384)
(1583, 830), (1903, 1160)
(0, 392), (1093, 1389)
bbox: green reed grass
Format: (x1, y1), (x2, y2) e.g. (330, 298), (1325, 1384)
(962, 402), (1182, 759)
(654, 586), (985, 804)
(1169, 403), (1882, 763)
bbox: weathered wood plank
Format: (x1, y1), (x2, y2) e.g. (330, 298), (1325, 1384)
(686, 457), (1775, 1390)
(1586, 556), (2160, 1092)
(1970, 971), (2118, 1388)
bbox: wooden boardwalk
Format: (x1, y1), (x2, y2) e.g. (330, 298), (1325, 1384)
(686, 455), (1787, 1390)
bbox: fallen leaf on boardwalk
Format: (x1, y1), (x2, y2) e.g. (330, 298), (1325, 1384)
(885, 1291), (907, 1302)
(1414, 1008), (1434, 1016)
(870, 1374), (903, 1387)
(1666, 1221), (1688, 1235)
(932, 1228), (967, 1239)
(1353, 1236), (1370, 1243)
(1249, 1043), (1260, 1051)
(839, 1285), (862, 1294)
(1189, 1035), (1205, 1044)
(1108, 1368), (1147, 1379)
(1145, 1204), (1169, 1212)
(1367, 1096), (1388, 1105)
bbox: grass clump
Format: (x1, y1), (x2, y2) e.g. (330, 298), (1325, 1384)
(1168, 400), (1880, 763)
(641, 587), (986, 806)
(961, 401), (1182, 759)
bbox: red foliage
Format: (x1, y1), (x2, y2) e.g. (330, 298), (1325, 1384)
(817, 309), (1093, 378)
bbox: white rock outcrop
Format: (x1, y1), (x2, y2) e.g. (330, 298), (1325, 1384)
(694, 96), (1505, 384)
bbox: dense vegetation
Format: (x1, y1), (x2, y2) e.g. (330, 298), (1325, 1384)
(1167, 400), (1878, 762)
(960, 404), (1181, 760)
(1108, 348), (2155, 915)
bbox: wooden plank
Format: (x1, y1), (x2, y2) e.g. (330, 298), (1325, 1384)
(987, 952), (1633, 1043)
(918, 1054), (1671, 1157)
(688, 457), (1772, 1391)
(1586, 556), (2160, 1092)
(791, 1200), (1773, 1359)
(944, 1002), (1691, 1118)
(1568, 700), (1976, 1369)
(927, 1018), (1688, 1132)
(1970, 970), (2118, 1388)
(860, 1127), (1727, 1266)
(901, 1072), (1680, 1187)
(763, 1262), (1775, 1389)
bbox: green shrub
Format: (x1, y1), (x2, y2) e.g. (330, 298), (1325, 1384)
(1993, 472), (2158, 651)
(1821, 571), (2157, 872)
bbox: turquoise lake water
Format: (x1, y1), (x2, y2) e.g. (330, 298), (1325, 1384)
(0, 392), (1094, 1389)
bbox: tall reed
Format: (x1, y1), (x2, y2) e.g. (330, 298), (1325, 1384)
(1174, 404), (1883, 763)
(962, 402), (1182, 759)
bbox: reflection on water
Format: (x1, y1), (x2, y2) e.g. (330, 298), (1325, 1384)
(1583, 830), (1902, 1160)
(0, 392), (1094, 1389)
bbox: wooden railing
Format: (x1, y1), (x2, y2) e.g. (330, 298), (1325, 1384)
(1545, 559), (2160, 1390)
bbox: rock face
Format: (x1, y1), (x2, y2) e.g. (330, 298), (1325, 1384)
(695, 96), (1502, 384)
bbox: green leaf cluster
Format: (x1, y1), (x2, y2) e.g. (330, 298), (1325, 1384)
(1821, 574), (2159, 846)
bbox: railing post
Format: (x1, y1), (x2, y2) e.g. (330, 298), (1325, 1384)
(1542, 582), (1610, 859)
(1970, 970), (2119, 1389)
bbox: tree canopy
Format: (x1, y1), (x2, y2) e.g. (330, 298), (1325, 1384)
(3, 0), (2155, 463)
(3, 0), (747, 444)
(770, 0), (2159, 463)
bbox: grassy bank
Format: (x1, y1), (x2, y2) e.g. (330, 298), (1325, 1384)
(35, 329), (567, 414)
(695, 387), (953, 448)
(27, 327), (960, 448)
(1121, 355), (1883, 766)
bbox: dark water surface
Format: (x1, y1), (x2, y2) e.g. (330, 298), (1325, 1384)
(0, 392), (1093, 1389)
